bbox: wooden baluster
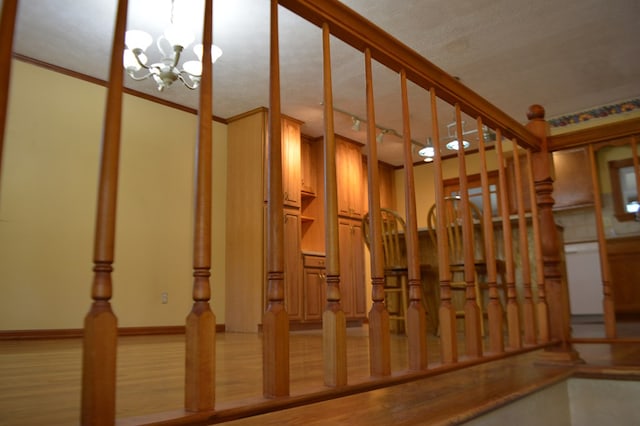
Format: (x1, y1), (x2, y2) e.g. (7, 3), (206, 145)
(588, 144), (616, 338)
(321, 22), (347, 387)
(512, 142), (536, 345)
(495, 131), (522, 350)
(400, 70), (428, 370)
(185, 0), (216, 412)
(81, 0), (128, 424)
(476, 118), (504, 354)
(263, 0), (290, 397)
(454, 104), (482, 358)
(0, 0), (18, 184)
(430, 89), (457, 363)
(526, 105), (582, 363)
(526, 148), (549, 343)
(364, 47), (391, 377)
(632, 135), (640, 220)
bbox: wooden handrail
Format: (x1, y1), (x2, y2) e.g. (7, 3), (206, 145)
(277, 0), (540, 151)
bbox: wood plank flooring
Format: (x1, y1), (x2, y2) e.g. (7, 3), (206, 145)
(1, 325), (639, 425)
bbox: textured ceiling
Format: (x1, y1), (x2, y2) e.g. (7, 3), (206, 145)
(8, 0), (640, 165)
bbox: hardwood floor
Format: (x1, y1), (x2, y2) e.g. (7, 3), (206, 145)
(1, 325), (639, 425)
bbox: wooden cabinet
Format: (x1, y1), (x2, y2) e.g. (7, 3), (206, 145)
(227, 110), (367, 329)
(339, 218), (367, 318)
(226, 110), (304, 332)
(301, 136), (317, 196)
(377, 161), (396, 210)
(607, 236), (640, 316)
(300, 136), (325, 254)
(337, 137), (364, 219)
(363, 159), (397, 211)
(282, 118), (302, 208)
(552, 147), (594, 210)
(303, 254), (326, 321)
(505, 148), (594, 212)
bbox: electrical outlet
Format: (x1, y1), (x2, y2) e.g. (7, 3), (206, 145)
(161, 292), (168, 304)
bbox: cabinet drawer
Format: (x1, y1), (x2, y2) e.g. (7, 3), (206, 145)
(304, 255), (326, 268)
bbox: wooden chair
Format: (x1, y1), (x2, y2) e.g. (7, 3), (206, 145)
(427, 196), (506, 335)
(363, 208), (409, 333)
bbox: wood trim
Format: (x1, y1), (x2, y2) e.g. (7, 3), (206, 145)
(548, 117), (640, 151)
(278, 0), (539, 150)
(12, 53), (229, 124)
(0, 0), (18, 181)
(0, 325), (225, 341)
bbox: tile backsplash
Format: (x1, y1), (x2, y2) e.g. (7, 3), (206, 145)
(553, 194), (640, 243)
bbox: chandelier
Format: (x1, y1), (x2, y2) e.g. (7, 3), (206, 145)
(123, 1), (222, 91)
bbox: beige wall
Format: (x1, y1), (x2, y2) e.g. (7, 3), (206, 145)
(0, 60), (227, 330)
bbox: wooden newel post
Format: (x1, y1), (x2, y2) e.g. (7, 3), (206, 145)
(526, 105), (582, 364)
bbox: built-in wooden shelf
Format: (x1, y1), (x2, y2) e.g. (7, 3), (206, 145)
(300, 215), (315, 224)
(301, 191), (316, 200)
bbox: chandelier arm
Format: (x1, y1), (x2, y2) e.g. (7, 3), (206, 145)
(126, 70), (157, 81)
(171, 45), (183, 68)
(177, 73), (199, 90)
(132, 49), (152, 70)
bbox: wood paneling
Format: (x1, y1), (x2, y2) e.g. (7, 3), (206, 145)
(552, 147), (594, 210)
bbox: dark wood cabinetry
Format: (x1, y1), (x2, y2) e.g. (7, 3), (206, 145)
(303, 254), (326, 321)
(607, 236), (640, 317)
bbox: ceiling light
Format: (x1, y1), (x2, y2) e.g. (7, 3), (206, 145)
(351, 117), (361, 131)
(123, 0), (222, 91)
(377, 130), (387, 143)
(445, 139), (470, 151)
(418, 137), (435, 158)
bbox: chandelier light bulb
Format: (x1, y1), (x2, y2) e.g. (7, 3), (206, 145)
(445, 139), (470, 151)
(183, 60), (202, 77)
(125, 30), (152, 51)
(193, 44), (223, 63)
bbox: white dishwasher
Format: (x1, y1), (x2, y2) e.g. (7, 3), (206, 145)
(564, 241), (604, 315)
